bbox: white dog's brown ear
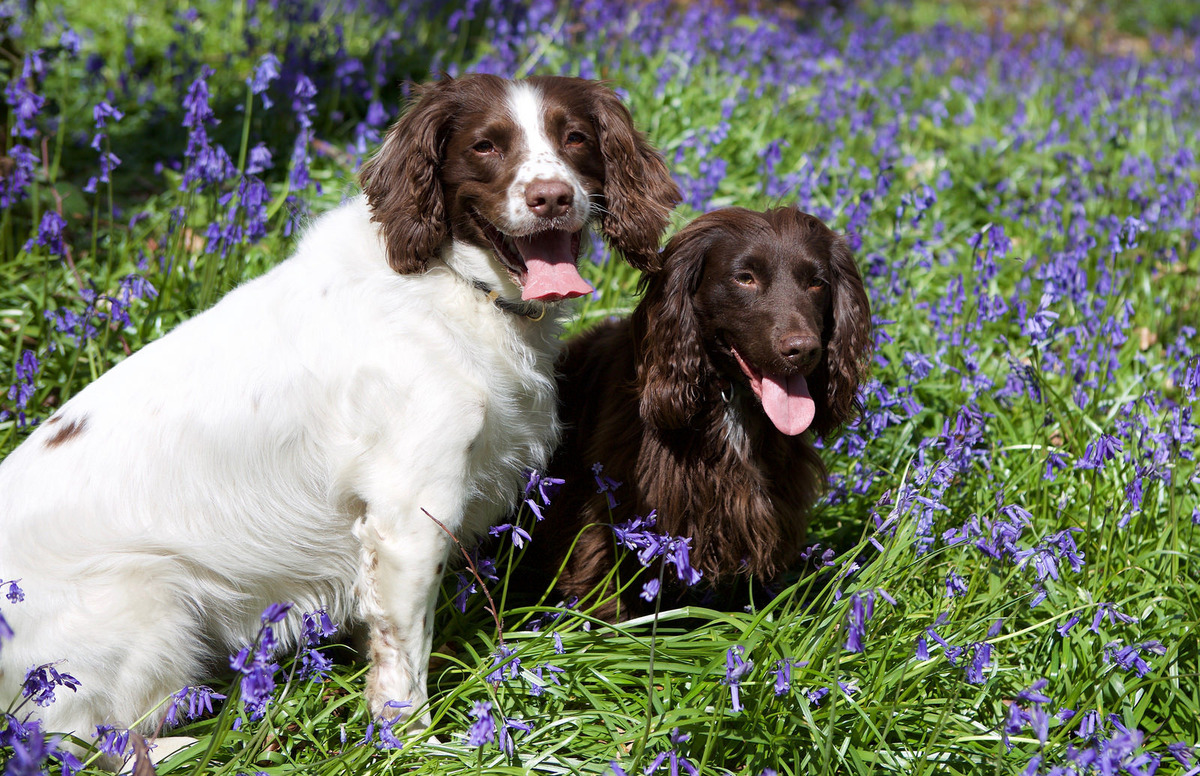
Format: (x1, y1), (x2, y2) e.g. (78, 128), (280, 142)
(587, 83), (681, 272)
(360, 78), (459, 274)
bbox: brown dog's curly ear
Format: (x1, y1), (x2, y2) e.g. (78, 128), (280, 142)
(359, 79), (459, 274)
(588, 84), (681, 272)
(633, 221), (715, 430)
(818, 235), (872, 433)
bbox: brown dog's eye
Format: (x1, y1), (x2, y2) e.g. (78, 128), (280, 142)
(565, 131), (588, 147)
(472, 140), (498, 155)
(810, 278), (828, 291)
(734, 271), (756, 287)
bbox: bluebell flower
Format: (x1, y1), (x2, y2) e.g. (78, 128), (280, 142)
(299, 609), (337, 680)
(4, 349), (41, 427)
(1103, 640), (1166, 678)
(1, 714), (82, 776)
(844, 593), (873, 653)
(245, 143), (273, 175)
(644, 728), (699, 776)
(22, 211), (67, 256)
(591, 463), (622, 509)
(1167, 742), (1195, 768)
(498, 716), (532, 757)
(944, 570), (968, 597)
(965, 643), (991, 684)
(527, 662), (564, 697)
(1090, 602), (1138, 633)
(640, 578), (660, 602)
(164, 685), (226, 727)
(22, 664), (81, 707)
(247, 53), (280, 108)
(489, 522), (531, 548)
(1075, 434), (1122, 470)
(453, 553), (498, 612)
(366, 700), (412, 749)
(1056, 615), (1080, 637)
(722, 646), (752, 713)
(772, 658), (805, 697)
(487, 644), (519, 684)
(94, 725), (131, 759)
(4, 52), (46, 140)
(59, 29), (82, 56)
(465, 700), (496, 747)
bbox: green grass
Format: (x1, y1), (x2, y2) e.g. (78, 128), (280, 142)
(2, 1), (1199, 774)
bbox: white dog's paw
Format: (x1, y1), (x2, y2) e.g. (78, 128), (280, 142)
(119, 734), (198, 773)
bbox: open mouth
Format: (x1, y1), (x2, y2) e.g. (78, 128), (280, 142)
(730, 346), (816, 437)
(475, 213), (593, 303)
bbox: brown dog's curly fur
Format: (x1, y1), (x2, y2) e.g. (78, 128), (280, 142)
(530, 206), (872, 619)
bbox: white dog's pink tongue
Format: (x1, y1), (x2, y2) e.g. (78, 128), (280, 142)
(761, 372), (816, 436)
(515, 230), (593, 302)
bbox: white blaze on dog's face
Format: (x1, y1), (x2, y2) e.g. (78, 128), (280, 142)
(436, 79), (609, 302)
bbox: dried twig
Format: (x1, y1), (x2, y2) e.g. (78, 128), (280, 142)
(420, 508), (504, 645)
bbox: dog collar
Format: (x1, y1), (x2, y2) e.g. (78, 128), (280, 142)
(472, 280), (547, 322)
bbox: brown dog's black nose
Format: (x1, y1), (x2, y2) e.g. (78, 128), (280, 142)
(525, 180), (574, 218)
(779, 333), (822, 371)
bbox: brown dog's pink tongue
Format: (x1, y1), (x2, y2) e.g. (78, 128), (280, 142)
(761, 372), (816, 436)
(514, 230), (593, 302)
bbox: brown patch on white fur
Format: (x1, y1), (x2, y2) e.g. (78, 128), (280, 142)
(43, 416), (87, 448)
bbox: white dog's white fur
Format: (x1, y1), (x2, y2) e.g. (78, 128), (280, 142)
(0, 196), (559, 738)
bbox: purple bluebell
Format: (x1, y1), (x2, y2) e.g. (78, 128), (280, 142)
(299, 609), (337, 680)
(487, 644), (520, 684)
(498, 716), (531, 757)
(591, 463), (622, 509)
(247, 53), (281, 108)
(465, 700), (496, 747)
(644, 728), (699, 776)
(4, 53), (45, 140)
(93, 725), (131, 759)
(489, 522), (531, 548)
(22, 211), (67, 256)
(1056, 615), (1080, 637)
(1103, 640), (1166, 678)
(722, 646), (752, 713)
(1090, 602), (1138, 633)
(453, 553), (498, 613)
(22, 664), (81, 707)
(966, 642), (991, 684)
(944, 570), (968, 597)
(1075, 434), (1122, 470)
(6, 350), (41, 426)
(844, 593), (872, 653)
(164, 685), (226, 727)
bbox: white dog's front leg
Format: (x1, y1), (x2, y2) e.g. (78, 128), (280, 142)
(354, 512), (451, 727)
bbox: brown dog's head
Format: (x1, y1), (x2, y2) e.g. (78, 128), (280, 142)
(636, 206), (872, 436)
(359, 75), (680, 300)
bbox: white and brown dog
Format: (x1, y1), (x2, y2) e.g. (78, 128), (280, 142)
(0, 74), (678, 756)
